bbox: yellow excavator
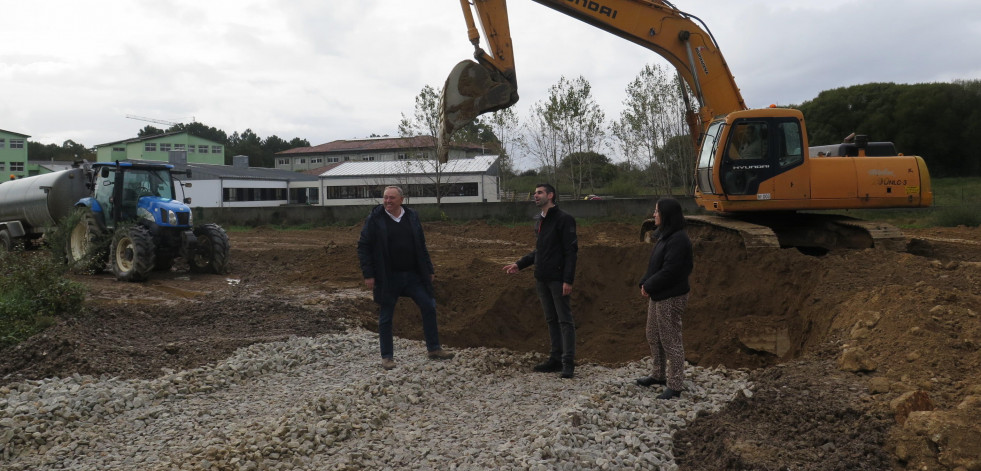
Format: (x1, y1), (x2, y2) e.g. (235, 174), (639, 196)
(437, 0), (933, 252)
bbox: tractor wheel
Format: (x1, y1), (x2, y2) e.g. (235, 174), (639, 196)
(189, 223), (230, 274)
(0, 229), (12, 252)
(67, 208), (108, 273)
(111, 225), (156, 282)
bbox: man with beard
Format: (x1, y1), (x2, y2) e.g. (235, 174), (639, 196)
(503, 183), (579, 379)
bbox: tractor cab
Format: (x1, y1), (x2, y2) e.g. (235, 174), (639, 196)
(90, 162), (190, 231)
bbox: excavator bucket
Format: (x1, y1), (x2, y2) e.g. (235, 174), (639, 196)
(640, 218), (658, 243)
(437, 59), (518, 163)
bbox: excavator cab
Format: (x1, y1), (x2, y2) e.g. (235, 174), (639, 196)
(695, 109), (808, 205)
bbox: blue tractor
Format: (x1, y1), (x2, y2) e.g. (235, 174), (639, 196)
(67, 162), (229, 281)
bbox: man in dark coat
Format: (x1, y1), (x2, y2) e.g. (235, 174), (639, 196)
(357, 186), (454, 370)
(503, 183), (578, 378)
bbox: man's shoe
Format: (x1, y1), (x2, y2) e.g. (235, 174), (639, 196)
(657, 388), (682, 400)
(381, 358), (396, 370)
(428, 349), (455, 360)
(635, 376), (666, 387)
(533, 359), (562, 373)
(560, 364), (575, 379)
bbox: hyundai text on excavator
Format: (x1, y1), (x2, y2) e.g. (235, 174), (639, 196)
(437, 0), (932, 253)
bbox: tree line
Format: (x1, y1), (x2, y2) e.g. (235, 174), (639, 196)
(797, 80), (981, 178)
(29, 73), (980, 194)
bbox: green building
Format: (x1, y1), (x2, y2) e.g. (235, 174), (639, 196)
(95, 131), (225, 165)
(0, 129), (29, 180)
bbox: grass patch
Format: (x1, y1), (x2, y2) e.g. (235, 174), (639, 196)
(931, 177), (981, 207)
(930, 204), (981, 227)
(0, 250), (86, 348)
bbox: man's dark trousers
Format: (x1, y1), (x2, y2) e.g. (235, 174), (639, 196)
(535, 280), (575, 366)
(378, 271), (440, 359)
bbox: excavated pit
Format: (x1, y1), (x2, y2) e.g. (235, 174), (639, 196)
(380, 222), (826, 370)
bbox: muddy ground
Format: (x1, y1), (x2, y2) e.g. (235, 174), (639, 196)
(2, 220), (980, 470)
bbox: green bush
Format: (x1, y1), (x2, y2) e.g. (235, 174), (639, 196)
(608, 177), (642, 197)
(0, 250), (86, 347)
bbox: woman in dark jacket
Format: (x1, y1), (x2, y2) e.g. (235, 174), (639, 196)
(635, 198), (693, 399)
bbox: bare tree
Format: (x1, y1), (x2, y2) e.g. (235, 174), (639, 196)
(551, 76), (606, 198)
(610, 64), (692, 195)
(523, 75), (605, 197)
(485, 108), (521, 200)
(522, 100), (561, 182)
(399, 85), (447, 204)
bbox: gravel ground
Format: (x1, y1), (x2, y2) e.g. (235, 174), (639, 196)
(1, 329), (750, 470)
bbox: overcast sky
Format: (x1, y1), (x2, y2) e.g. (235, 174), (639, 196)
(3, 0), (980, 168)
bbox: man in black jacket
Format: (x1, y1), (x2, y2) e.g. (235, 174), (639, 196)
(357, 186), (454, 370)
(503, 183), (579, 378)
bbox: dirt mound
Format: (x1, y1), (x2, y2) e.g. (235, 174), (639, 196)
(675, 358), (893, 470)
(1, 287), (350, 381)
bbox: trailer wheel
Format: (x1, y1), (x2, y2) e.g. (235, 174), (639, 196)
(67, 208), (108, 273)
(0, 229), (12, 251)
(111, 225), (156, 282)
(189, 223), (230, 275)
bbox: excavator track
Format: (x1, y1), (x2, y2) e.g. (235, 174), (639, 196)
(681, 213), (908, 254)
(685, 214), (780, 249)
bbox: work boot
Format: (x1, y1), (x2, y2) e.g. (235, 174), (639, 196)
(635, 376), (667, 387)
(657, 388), (682, 400)
(533, 358), (562, 373)
(428, 349), (455, 360)
(560, 363), (575, 379)
(381, 358), (396, 370)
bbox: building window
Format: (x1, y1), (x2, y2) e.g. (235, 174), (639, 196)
(145, 143), (157, 152)
(174, 144), (186, 151)
(212, 145), (222, 154)
(160, 143), (172, 152)
(327, 157), (339, 163)
(113, 147), (125, 152)
(199, 145), (209, 153)
(311, 158), (323, 164)
(10, 139), (24, 149)
(10, 162), (24, 172)
(323, 182), (478, 200)
(0, 163), (5, 171)
(365, 156), (375, 161)
(222, 187), (288, 202)
(299, 158), (306, 164)
(277, 158), (289, 165)
(397, 153), (408, 160)
(188, 146), (196, 153)
(0, 139), (5, 148)
(325, 185), (385, 200)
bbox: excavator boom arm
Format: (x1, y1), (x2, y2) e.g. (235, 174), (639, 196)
(528, 0), (746, 118)
(438, 0), (747, 162)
